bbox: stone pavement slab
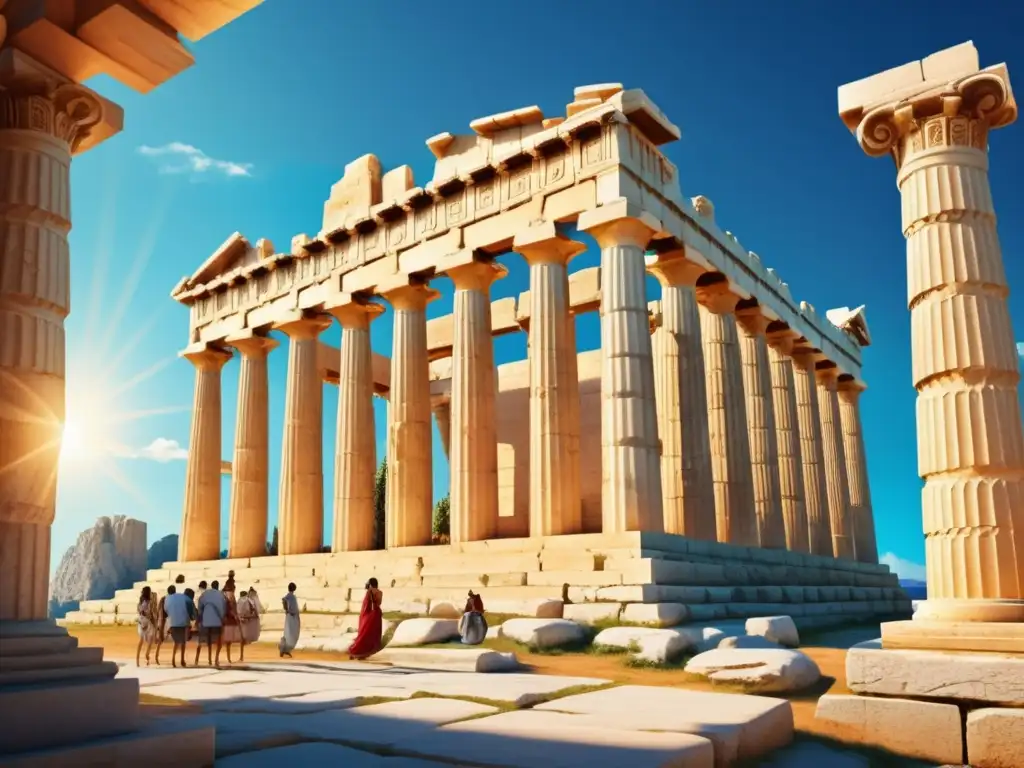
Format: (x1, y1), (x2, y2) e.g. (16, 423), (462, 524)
(533, 685), (792, 765)
(390, 709), (715, 768)
(215, 741), (452, 767)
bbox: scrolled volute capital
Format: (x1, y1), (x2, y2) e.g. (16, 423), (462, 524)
(953, 71), (1016, 129)
(855, 104), (902, 158)
(0, 76), (104, 151)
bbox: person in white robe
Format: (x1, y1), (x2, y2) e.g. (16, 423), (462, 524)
(278, 582), (300, 658)
(238, 589), (263, 645)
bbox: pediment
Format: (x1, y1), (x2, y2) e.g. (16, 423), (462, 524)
(186, 233), (275, 288)
(826, 305), (872, 347)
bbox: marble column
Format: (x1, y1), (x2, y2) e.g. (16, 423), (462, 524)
(276, 312), (331, 556)
(225, 332), (277, 559)
(579, 205), (664, 533)
(735, 305), (786, 548)
(446, 261), (505, 543)
(697, 284), (757, 546)
(382, 282), (438, 548)
(846, 68), (1023, 629)
(0, 78), (105, 620)
(816, 366), (855, 560)
(767, 333), (809, 553)
(792, 352), (833, 556)
(432, 397), (452, 459)
(646, 253), (716, 540)
(326, 296), (384, 553)
(178, 345), (231, 562)
(838, 380), (878, 564)
(513, 224), (584, 536)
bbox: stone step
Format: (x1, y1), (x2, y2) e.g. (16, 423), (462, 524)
(0, 659), (120, 688)
(0, 633), (79, 657)
(0, 677), (141, 754)
(0, 646), (105, 674)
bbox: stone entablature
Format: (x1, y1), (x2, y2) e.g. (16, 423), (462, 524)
(172, 87), (865, 382)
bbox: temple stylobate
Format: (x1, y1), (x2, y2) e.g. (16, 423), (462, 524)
(173, 85), (879, 566)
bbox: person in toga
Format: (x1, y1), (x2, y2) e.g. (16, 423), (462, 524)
(278, 582), (300, 658)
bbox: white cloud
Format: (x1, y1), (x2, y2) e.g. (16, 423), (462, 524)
(116, 438), (188, 463)
(137, 142), (253, 178)
(879, 552), (927, 582)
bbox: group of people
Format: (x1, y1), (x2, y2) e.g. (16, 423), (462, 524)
(137, 573), (489, 667)
(136, 571), (265, 668)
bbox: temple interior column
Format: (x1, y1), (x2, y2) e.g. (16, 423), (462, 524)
(736, 303), (786, 548)
(327, 295), (384, 553)
(179, 345), (231, 561)
(579, 204), (664, 533)
(647, 252), (716, 540)
(816, 365), (855, 560)
(432, 396), (452, 459)
(766, 332), (809, 553)
(838, 380), (878, 564)
(792, 351), (833, 556)
(447, 259), (505, 543)
(513, 224), (584, 536)
(382, 281), (437, 548)
(697, 282), (757, 546)
(225, 332), (277, 559)
(276, 311), (331, 556)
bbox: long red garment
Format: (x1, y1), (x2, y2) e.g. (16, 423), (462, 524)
(348, 588), (383, 659)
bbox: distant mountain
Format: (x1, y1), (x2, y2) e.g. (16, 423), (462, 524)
(899, 578), (927, 600)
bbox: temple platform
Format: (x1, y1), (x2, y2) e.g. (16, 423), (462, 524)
(61, 532), (911, 636)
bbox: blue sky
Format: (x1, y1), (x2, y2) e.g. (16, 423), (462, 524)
(53, 0), (1024, 582)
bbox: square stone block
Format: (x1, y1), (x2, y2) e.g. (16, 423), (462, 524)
(967, 708), (1024, 768)
(847, 640), (1024, 705)
(813, 694), (962, 764)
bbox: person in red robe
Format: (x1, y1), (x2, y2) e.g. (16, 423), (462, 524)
(348, 578), (383, 660)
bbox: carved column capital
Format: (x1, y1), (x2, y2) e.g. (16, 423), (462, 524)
(225, 330), (279, 358)
(735, 303), (771, 336)
(180, 343), (231, 371)
(696, 281), (740, 315)
(380, 280), (440, 312)
(447, 259), (507, 292)
(513, 222), (587, 266)
(324, 293), (385, 329)
(645, 250), (705, 287)
(814, 364), (841, 386)
(0, 72), (105, 152)
(577, 198), (661, 249)
(273, 310), (332, 339)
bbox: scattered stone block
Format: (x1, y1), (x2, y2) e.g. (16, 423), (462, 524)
(486, 597), (564, 618)
(500, 618), (586, 649)
(718, 635), (782, 650)
(746, 615), (799, 647)
(563, 602), (622, 624)
(813, 694), (962, 764)
(426, 599), (461, 619)
(372, 647), (521, 673)
(387, 618), (459, 647)
(967, 708), (1024, 768)
(592, 626), (693, 663)
(846, 640), (1024, 704)
(621, 602), (688, 627)
(685, 648), (821, 693)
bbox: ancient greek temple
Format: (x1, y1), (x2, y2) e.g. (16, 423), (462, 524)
(173, 84), (878, 566)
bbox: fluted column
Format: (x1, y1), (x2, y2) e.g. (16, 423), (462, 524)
(0, 79), (105, 621)
(767, 333), (809, 553)
(843, 57), (1023, 630)
(646, 253), (716, 539)
(792, 352), (833, 556)
(276, 312), (331, 556)
(382, 281), (438, 548)
(446, 260), (505, 543)
(697, 283), (757, 546)
(579, 204), (664, 533)
(838, 381), (878, 564)
(736, 304), (786, 549)
(326, 296), (384, 553)
(816, 366), (855, 560)
(513, 224), (584, 536)
(225, 332), (277, 559)
(432, 397), (452, 459)
(178, 345), (232, 562)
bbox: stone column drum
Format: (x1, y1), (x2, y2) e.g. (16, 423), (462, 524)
(767, 333), (810, 553)
(579, 204), (664, 533)
(432, 396), (451, 459)
(179, 345), (231, 561)
(225, 332), (277, 559)
(816, 366), (855, 560)
(792, 352), (834, 556)
(383, 282), (437, 548)
(697, 284), (757, 546)
(513, 225), (584, 536)
(838, 380), (878, 564)
(846, 66), (1023, 624)
(647, 253), (716, 540)
(276, 312), (331, 556)
(0, 79), (105, 617)
(447, 260), (505, 543)
(736, 304), (786, 549)
(327, 296), (384, 552)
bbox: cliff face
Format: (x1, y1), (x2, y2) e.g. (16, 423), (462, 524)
(49, 516), (148, 618)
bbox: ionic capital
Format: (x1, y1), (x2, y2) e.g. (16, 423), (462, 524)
(512, 222), (586, 266)
(324, 293), (385, 329)
(695, 280), (740, 315)
(225, 330), (279, 358)
(380, 279), (440, 311)
(273, 310), (332, 339)
(577, 198), (661, 250)
(180, 343), (232, 371)
(645, 249), (705, 287)
(447, 259), (508, 292)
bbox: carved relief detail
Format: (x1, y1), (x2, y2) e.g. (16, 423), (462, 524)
(0, 82), (103, 152)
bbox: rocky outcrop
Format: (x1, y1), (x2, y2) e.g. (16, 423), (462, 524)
(147, 533), (179, 570)
(49, 516), (148, 618)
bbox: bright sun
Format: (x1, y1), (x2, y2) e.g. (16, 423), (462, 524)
(60, 420), (83, 460)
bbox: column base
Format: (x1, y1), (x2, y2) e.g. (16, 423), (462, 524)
(881, 616), (1024, 653)
(912, 597), (1024, 624)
